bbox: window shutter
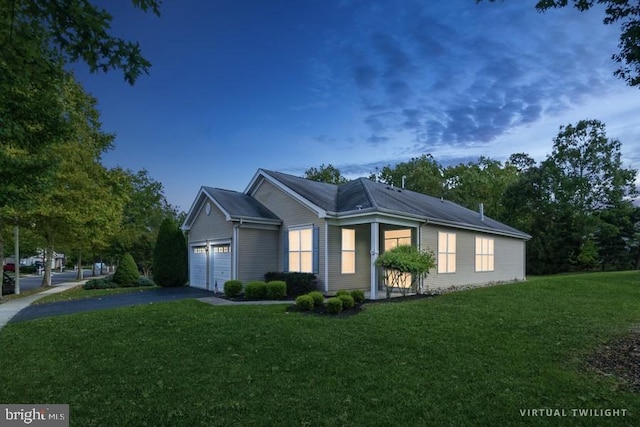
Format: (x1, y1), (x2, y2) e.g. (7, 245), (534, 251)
(313, 226), (319, 274)
(283, 229), (289, 272)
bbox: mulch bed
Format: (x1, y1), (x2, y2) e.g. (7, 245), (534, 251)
(586, 331), (640, 392)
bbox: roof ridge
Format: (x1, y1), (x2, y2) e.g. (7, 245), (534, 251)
(356, 178), (378, 209)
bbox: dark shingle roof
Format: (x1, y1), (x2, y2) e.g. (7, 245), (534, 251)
(259, 170), (529, 239)
(203, 187), (280, 222)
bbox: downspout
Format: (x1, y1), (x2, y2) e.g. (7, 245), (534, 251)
(232, 219), (243, 280)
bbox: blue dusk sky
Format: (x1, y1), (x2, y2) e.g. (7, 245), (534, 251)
(75, 0), (640, 212)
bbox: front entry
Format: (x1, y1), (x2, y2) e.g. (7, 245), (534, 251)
(209, 244), (231, 293)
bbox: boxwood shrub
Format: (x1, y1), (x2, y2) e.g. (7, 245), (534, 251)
(351, 289), (365, 304)
(244, 281), (268, 300)
(264, 272), (316, 297)
(307, 291), (324, 307)
(338, 294), (355, 309)
(266, 281), (287, 300)
(326, 297), (343, 314)
(295, 294), (314, 311)
(336, 290), (351, 297)
(83, 276), (117, 290)
(224, 280), (243, 298)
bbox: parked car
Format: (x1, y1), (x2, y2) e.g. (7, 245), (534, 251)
(34, 261), (45, 271)
(3, 263), (15, 272)
(2, 272), (15, 294)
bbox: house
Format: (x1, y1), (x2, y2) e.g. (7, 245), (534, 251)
(182, 169), (531, 298)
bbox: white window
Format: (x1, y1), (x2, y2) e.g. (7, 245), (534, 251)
(289, 228), (313, 273)
(341, 229), (356, 274)
(384, 229), (412, 249)
(475, 237), (494, 272)
(438, 232), (456, 273)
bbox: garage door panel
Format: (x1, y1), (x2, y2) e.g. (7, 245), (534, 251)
(210, 244), (231, 293)
(190, 246), (207, 289)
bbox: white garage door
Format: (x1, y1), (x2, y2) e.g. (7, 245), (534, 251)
(210, 244), (231, 293)
(190, 246), (207, 289)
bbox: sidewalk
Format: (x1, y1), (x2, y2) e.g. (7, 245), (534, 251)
(0, 281), (84, 329)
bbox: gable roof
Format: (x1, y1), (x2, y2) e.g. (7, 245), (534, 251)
(249, 169), (529, 239)
(182, 186), (280, 230)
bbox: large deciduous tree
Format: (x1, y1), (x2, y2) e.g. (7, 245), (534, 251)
(478, 0), (640, 87)
(304, 164), (348, 184)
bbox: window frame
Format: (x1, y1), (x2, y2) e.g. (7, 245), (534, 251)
(288, 227), (314, 273)
(437, 231), (456, 274)
(475, 236), (495, 272)
(341, 228), (356, 274)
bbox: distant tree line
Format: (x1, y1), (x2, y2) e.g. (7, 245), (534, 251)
(305, 119), (639, 275)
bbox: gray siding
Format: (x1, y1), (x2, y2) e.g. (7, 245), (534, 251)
(327, 224), (371, 293)
(188, 202), (233, 244)
(421, 225), (526, 291)
(252, 179), (326, 289)
(237, 227), (279, 283)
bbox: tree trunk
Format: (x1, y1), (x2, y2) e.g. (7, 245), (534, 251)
(41, 233), (54, 287)
(0, 219), (4, 298)
(76, 252), (84, 280)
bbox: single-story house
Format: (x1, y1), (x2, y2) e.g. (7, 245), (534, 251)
(182, 169), (531, 298)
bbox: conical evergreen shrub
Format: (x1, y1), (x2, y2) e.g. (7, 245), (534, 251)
(153, 218), (188, 287)
(113, 253), (139, 287)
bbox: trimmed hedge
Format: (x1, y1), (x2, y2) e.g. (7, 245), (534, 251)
(308, 291), (324, 307)
(295, 295), (314, 311)
(264, 272), (316, 297)
(326, 297), (343, 314)
(351, 289), (365, 304)
(266, 281), (287, 300)
(336, 290), (351, 297)
(338, 294), (355, 310)
(224, 280), (243, 298)
(245, 281), (268, 300)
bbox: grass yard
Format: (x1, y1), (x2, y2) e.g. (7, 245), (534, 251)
(0, 272), (639, 426)
(33, 284), (160, 305)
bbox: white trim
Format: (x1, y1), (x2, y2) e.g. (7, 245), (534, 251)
(370, 222), (379, 300)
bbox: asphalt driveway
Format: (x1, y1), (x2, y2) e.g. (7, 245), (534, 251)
(10, 286), (219, 323)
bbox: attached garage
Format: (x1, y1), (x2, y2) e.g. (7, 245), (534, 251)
(189, 246), (207, 289)
(210, 244), (231, 293)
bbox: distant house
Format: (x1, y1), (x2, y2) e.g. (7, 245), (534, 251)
(182, 169), (531, 298)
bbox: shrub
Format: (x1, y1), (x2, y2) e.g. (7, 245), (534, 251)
(224, 280), (243, 298)
(266, 281), (287, 300)
(153, 218), (188, 287)
(338, 294), (355, 309)
(113, 253), (140, 287)
(136, 276), (155, 287)
(264, 272), (316, 297)
(351, 289), (365, 304)
(308, 291), (325, 307)
(83, 277), (117, 290)
(326, 297), (343, 314)
(295, 295), (314, 311)
(245, 281), (268, 300)
(336, 290), (351, 297)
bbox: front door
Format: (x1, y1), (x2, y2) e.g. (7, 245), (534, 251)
(383, 229), (412, 289)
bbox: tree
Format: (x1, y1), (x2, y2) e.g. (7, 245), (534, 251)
(113, 252), (139, 287)
(304, 164), (348, 184)
(108, 169), (180, 277)
(30, 75), (122, 286)
(152, 218), (188, 287)
(478, 0), (640, 87)
(1, 0), (161, 85)
(378, 154), (445, 196)
(375, 245), (436, 298)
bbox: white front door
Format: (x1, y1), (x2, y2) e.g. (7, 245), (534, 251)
(210, 244), (231, 293)
(383, 229), (412, 289)
(190, 246), (207, 289)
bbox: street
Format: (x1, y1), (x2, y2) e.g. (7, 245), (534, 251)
(12, 269), (101, 292)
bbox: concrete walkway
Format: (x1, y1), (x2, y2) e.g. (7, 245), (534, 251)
(0, 282), (292, 330)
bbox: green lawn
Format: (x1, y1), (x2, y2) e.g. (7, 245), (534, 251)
(33, 284), (159, 305)
(0, 272), (638, 426)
